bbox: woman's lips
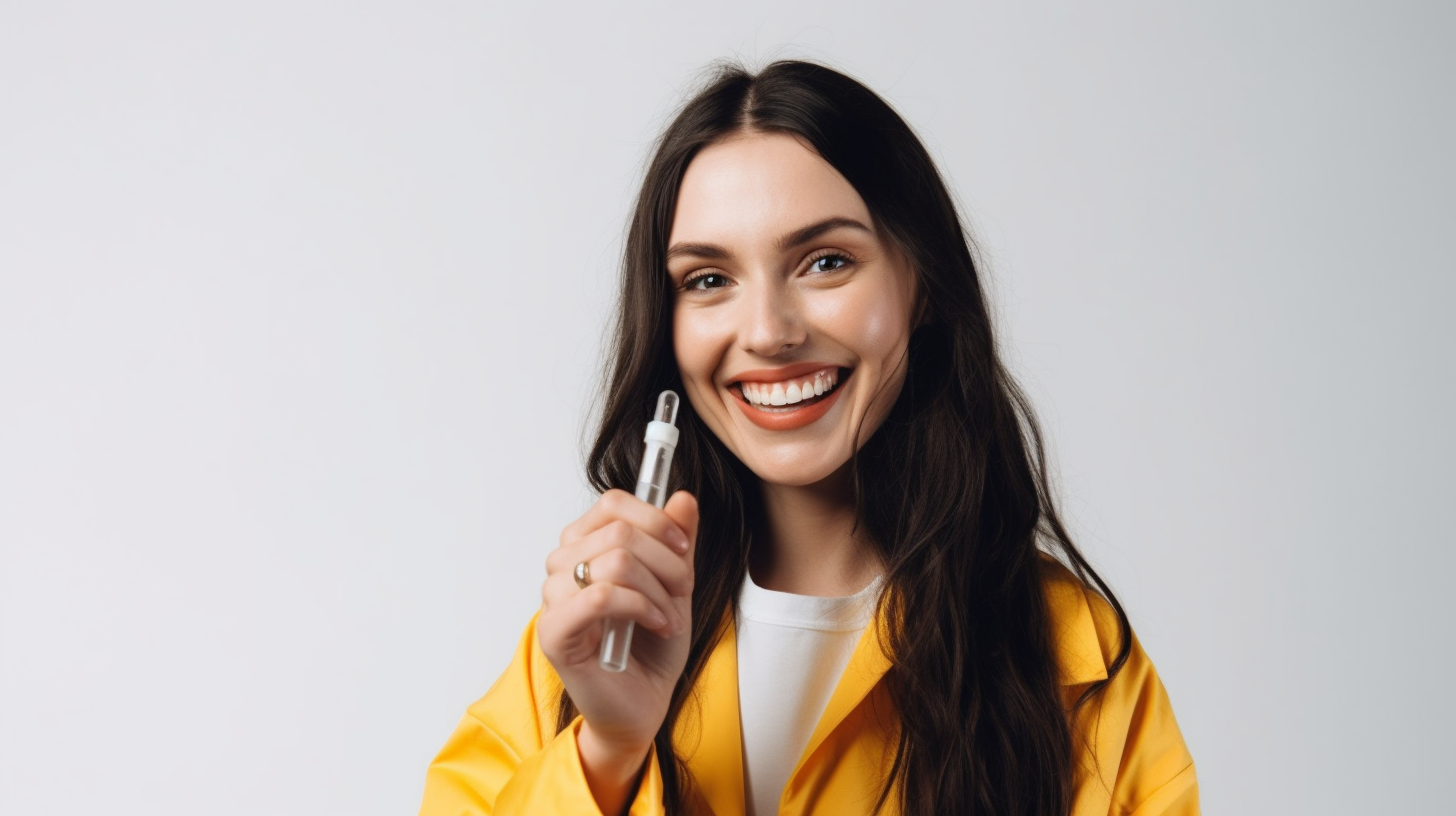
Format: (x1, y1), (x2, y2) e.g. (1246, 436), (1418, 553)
(731, 368), (851, 431)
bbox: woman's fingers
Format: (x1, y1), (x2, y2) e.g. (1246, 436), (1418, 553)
(560, 489), (692, 554)
(539, 489), (700, 670)
(539, 577), (675, 665)
(541, 548), (685, 634)
(547, 518), (693, 599)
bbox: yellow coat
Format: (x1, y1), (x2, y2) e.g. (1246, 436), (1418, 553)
(419, 560), (1198, 815)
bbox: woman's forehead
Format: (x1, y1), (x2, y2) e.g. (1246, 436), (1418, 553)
(668, 131), (875, 249)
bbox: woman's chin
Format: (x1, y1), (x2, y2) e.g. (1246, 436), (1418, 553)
(742, 451), (854, 491)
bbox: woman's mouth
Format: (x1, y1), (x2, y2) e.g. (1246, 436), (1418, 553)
(738, 366), (841, 411)
(729, 367), (851, 430)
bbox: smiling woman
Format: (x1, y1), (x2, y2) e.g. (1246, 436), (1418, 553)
(670, 133), (917, 486)
(418, 60), (1198, 816)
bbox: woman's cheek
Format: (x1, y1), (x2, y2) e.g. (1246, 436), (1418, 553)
(818, 285), (911, 363)
(860, 306), (905, 356)
(673, 306), (731, 419)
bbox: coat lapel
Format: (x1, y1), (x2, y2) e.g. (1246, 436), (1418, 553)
(680, 609), (894, 815)
(789, 605), (894, 781)
(678, 617), (745, 816)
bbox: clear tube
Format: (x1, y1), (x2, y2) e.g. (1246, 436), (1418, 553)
(600, 391), (680, 672)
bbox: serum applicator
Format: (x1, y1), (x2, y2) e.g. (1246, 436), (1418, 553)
(599, 390), (681, 672)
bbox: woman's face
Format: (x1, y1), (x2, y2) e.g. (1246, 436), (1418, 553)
(668, 131), (918, 488)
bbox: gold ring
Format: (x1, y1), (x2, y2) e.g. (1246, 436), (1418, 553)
(573, 561), (592, 589)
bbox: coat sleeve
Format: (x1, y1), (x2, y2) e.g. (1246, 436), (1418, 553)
(417, 614), (668, 816)
(1073, 592), (1200, 816)
(1105, 632), (1199, 816)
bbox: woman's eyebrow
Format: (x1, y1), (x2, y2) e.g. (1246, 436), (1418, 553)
(665, 241), (730, 263)
(776, 216), (873, 251)
(665, 216), (874, 264)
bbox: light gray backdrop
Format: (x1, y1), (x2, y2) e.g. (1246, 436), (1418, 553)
(2, 2), (1451, 814)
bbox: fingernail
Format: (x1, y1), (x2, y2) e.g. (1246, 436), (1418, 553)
(668, 527), (690, 553)
(650, 609), (668, 629)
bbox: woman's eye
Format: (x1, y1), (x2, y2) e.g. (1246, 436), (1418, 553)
(684, 273), (730, 291)
(809, 254), (851, 274)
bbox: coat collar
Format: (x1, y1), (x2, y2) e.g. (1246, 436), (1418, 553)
(676, 560), (1110, 815)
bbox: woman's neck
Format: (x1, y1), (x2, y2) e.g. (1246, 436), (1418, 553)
(751, 466), (882, 597)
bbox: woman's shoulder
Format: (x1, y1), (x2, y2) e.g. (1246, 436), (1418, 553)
(1037, 553), (1200, 815)
(1037, 553), (1123, 686)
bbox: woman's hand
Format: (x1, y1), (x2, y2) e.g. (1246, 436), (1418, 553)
(538, 489), (698, 807)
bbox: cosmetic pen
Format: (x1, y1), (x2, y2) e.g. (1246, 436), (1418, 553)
(600, 390), (681, 672)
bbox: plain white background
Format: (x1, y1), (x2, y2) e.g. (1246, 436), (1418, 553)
(2, 2), (1452, 814)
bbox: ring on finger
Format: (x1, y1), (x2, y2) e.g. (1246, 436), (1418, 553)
(573, 560), (592, 589)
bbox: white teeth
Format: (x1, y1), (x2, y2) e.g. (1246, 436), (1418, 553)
(739, 368), (842, 407)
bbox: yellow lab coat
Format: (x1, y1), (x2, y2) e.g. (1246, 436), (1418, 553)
(419, 559), (1198, 815)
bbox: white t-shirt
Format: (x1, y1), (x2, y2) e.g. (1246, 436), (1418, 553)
(736, 573), (883, 816)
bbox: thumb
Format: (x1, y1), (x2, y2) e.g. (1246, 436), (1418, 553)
(663, 491), (699, 556)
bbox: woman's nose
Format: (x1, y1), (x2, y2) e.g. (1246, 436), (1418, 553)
(739, 282), (807, 357)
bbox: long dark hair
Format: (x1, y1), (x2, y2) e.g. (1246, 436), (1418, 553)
(559, 59), (1132, 816)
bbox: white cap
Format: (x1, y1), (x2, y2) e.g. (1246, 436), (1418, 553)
(645, 420), (679, 448)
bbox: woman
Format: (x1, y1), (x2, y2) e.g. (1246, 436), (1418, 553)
(420, 60), (1197, 816)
